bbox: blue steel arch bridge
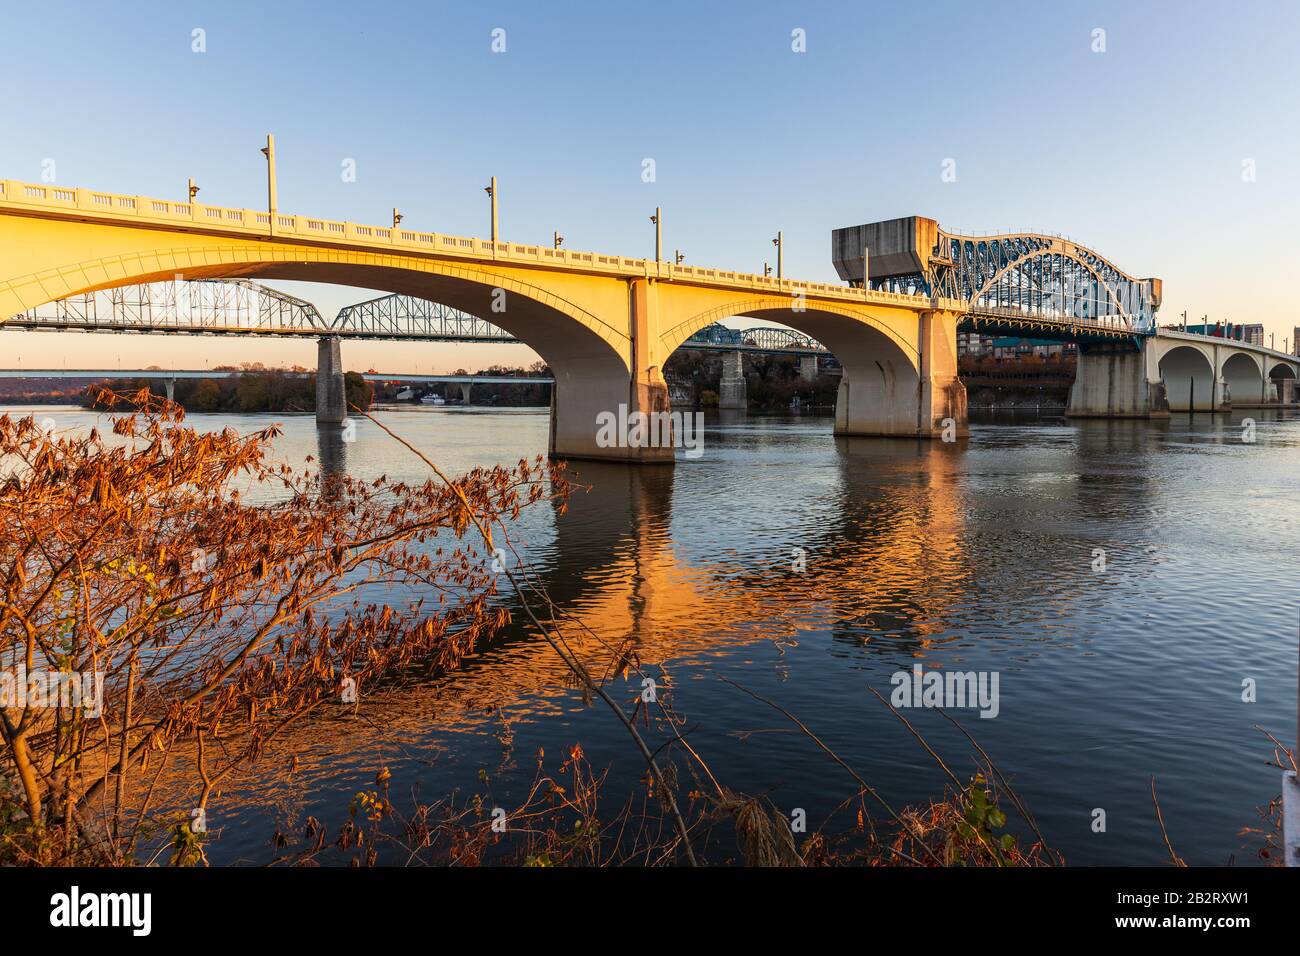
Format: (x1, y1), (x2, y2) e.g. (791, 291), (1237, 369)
(832, 216), (1161, 342)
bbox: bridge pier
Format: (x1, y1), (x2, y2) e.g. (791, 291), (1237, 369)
(833, 308), (967, 438)
(719, 350), (747, 409)
(1067, 339), (1170, 419)
(458, 382), (473, 406)
(163, 377), (175, 404)
(316, 336), (347, 425)
(548, 279), (674, 464)
(799, 354), (818, 382)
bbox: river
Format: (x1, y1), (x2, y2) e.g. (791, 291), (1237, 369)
(9, 403), (1299, 866)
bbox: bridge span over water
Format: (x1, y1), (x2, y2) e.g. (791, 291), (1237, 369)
(1, 176), (1295, 460)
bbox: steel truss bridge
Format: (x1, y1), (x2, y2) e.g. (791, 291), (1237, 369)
(5, 278), (325, 335)
(8, 283), (831, 355)
(833, 219), (1162, 343)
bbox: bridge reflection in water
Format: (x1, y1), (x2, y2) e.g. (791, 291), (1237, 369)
(179, 407), (1292, 867)
(210, 430), (992, 854)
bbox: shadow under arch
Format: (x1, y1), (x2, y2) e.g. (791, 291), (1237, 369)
(1159, 344), (1217, 411)
(1221, 351), (1265, 404)
(660, 298), (926, 436)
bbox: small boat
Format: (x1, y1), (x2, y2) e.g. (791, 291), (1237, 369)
(420, 394), (446, 406)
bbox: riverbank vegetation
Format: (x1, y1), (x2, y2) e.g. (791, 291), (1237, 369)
(0, 390), (559, 864)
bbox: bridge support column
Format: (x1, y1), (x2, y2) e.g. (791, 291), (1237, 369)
(548, 279), (674, 464)
(833, 308), (967, 438)
(915, 309), (968, 438)
(163, 377), (175, 404)
(799, 354), (818, 382)
(719, 350), (747, 408)
(315, 336), (347, 425)
(459, 382), (473, 406)
(1066, 339), (1169, 419)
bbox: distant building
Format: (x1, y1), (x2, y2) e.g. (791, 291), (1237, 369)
(1241, 323), (1265, 346)
(957, 332), (994, 356)
(1294, 327), (1300, 356)
(958, 332), (1077, 360)
(989, 337), (1075, 360)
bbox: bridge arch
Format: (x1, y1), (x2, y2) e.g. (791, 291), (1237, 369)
(1269, 361), (1297, 403)
(3, 244), (632, 376)
(1159, 344), (1217, 411)
(1220, 351), (1265, 405)
(660, 298), (918, 362)
(967, 246), (1134, 325)
(660, 298), (928, 435)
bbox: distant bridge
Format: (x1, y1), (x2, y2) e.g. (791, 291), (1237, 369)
(8, 282), (829, 355)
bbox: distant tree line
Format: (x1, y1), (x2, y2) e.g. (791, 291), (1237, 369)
(664, 352), (839, 410)
(80, 365), (373, 414)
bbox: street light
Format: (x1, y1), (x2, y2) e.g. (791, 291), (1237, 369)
(553, 231), (564, 249)
(484, 177), (498, 242)
(763, 262), (772, 277)
(260, 134), (277, 236)
(675, 249), (685, 264)
(650, 207), (661, 261)
(187, 178), (200, 203)
(392, 208), (403, 228)
(772, 231), (783, 278)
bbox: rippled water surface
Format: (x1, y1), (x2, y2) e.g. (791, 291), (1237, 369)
(14, 403), (1300, 865)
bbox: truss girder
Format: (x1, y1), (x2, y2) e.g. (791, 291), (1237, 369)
(865, 231), (1158, 334)
(10, 279), (324, 333)
(331, 293), (518, 341)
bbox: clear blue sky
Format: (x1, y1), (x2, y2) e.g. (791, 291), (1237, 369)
(3, 0), (1297, 370)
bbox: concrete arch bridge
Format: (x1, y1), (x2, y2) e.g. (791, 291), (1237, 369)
(0, 180), (970, 463)
(1, 178), (1291, 460)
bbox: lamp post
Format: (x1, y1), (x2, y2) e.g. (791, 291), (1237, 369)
(675, 249), (685, 265)
(187, 178), (200, 203)
(650, 208), (661, 261)
(260, 134), (277, 236)
(392, 208), (403, 229)
(484, 177), (498, 242)
(772, 231), (783, 279)
(553, 231), (564, 249)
